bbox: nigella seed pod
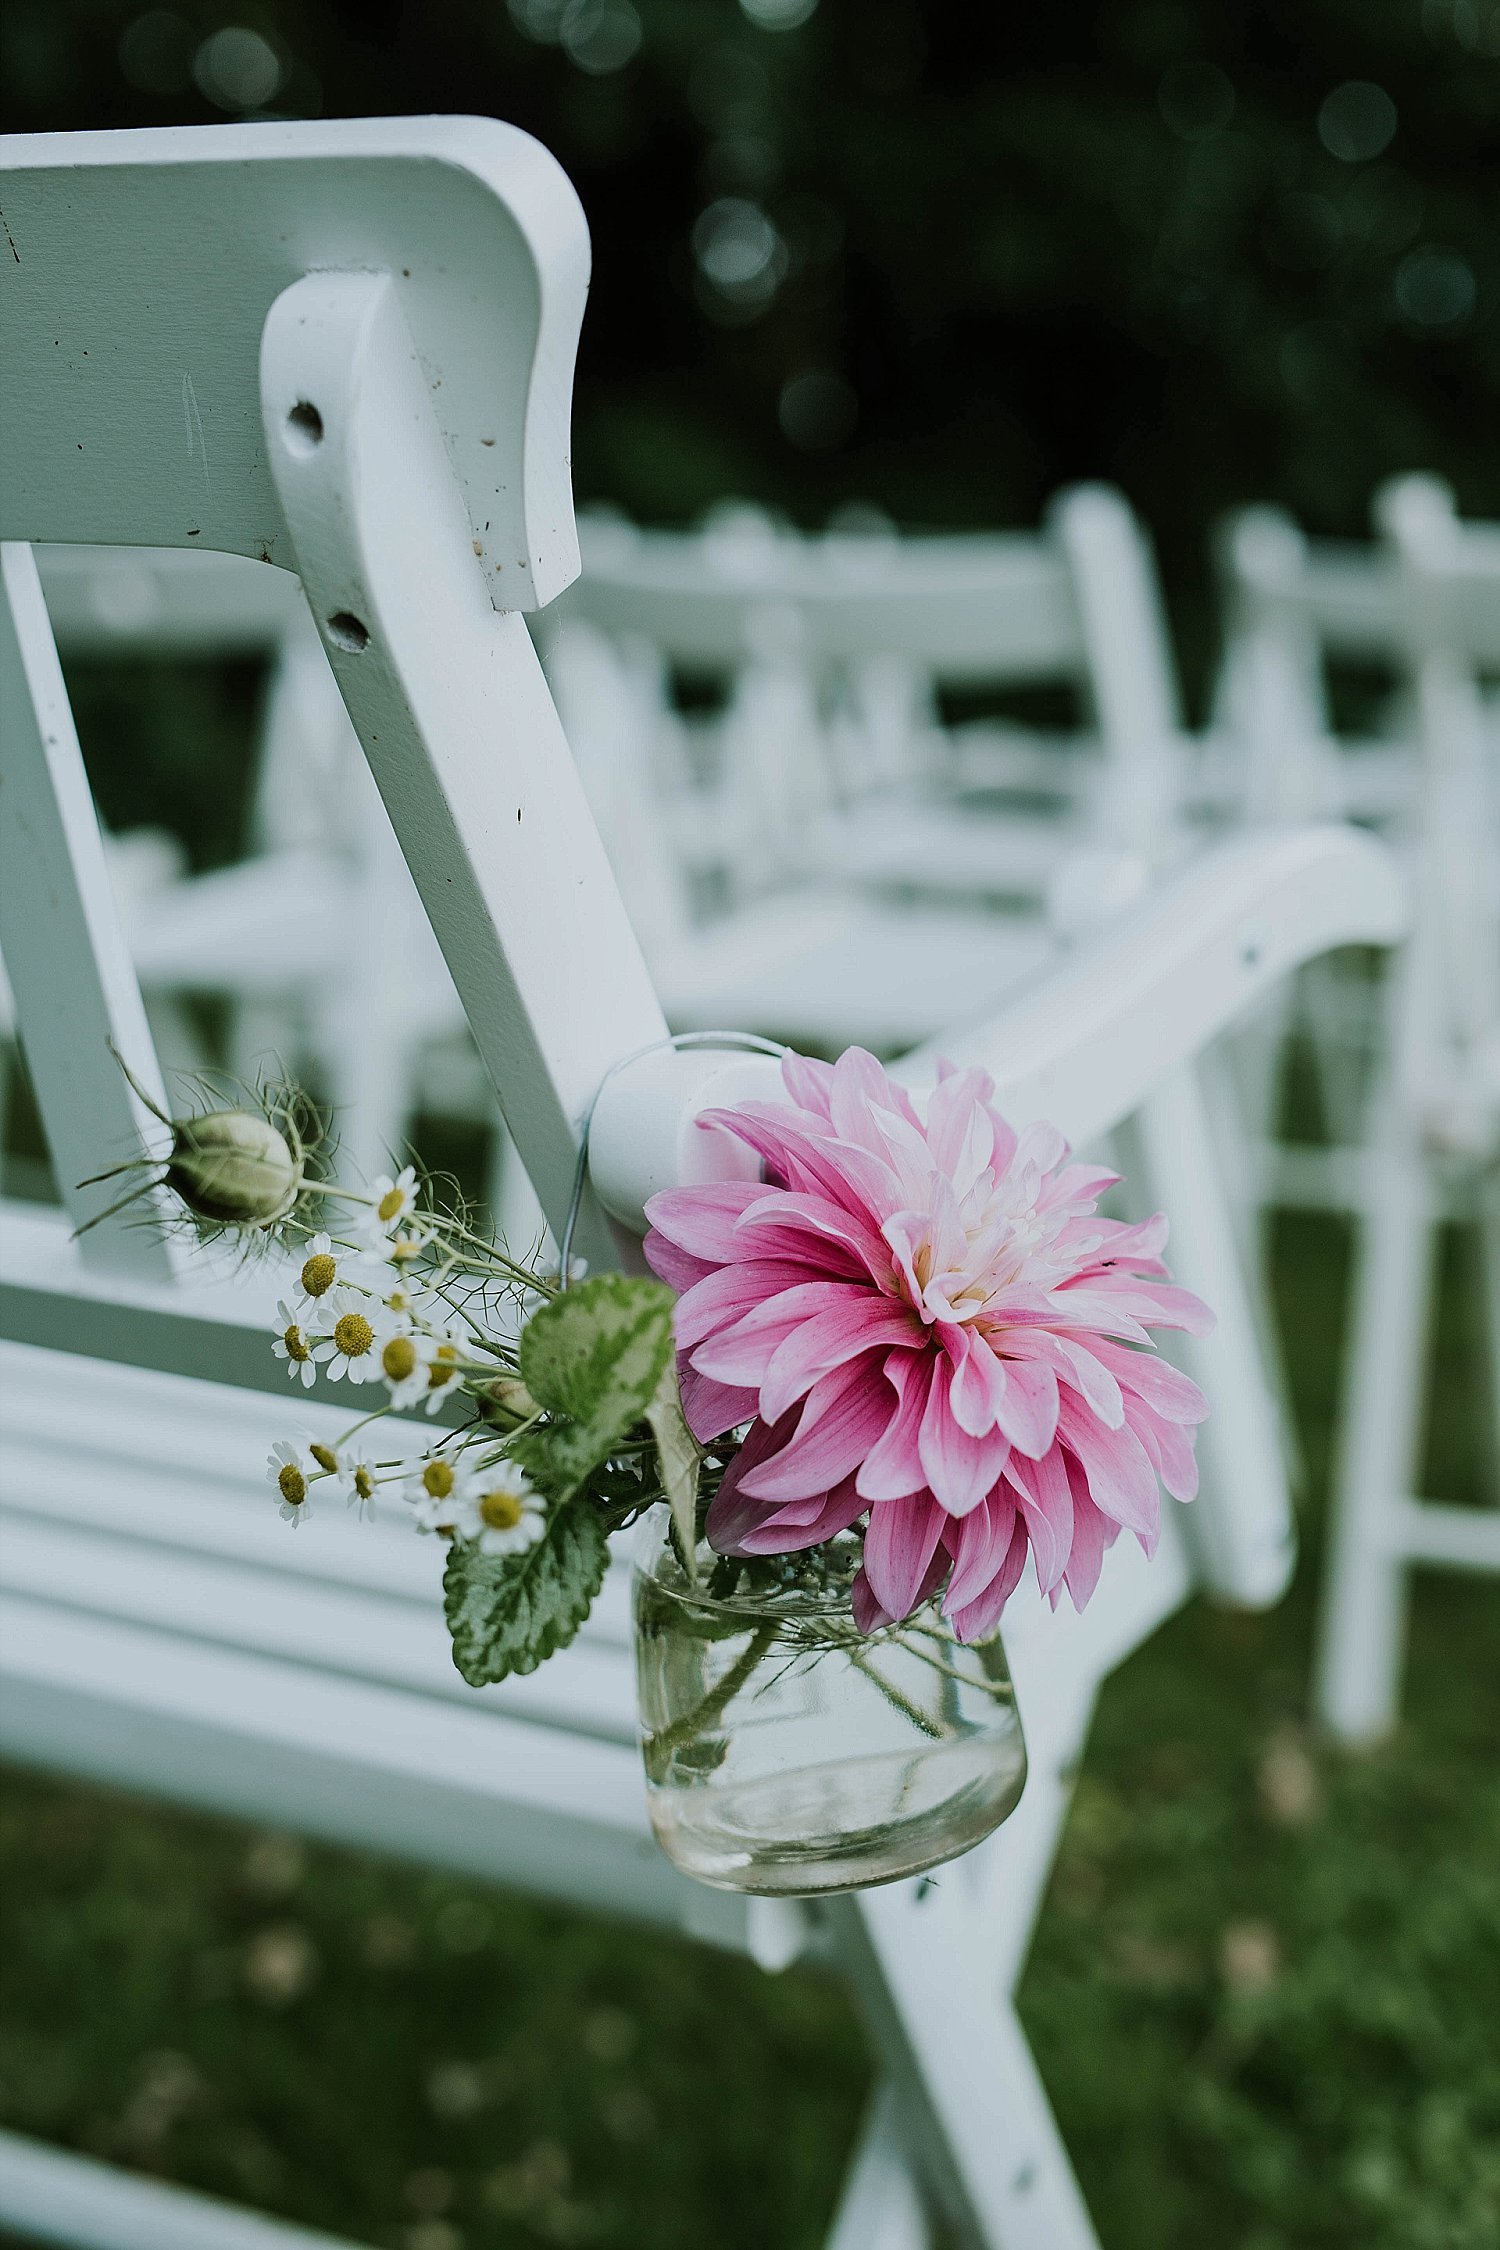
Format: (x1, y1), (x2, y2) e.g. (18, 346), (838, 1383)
(165, 1110), (302, 1227)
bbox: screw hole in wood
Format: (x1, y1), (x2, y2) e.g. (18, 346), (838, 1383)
(326, 611), (369, 653)
(285, 400), (324, 453)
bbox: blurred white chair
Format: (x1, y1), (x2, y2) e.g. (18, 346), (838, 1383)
(0, 116), (1404, 2250)
(1312, 478), (1500, 1742)
(557, 485), (1190, 914)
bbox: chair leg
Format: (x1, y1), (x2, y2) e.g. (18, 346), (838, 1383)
(1129, 1062), (1296, 1607)
(1314, 1133), (1439, 1742)
(1480, 1172), (1500, 1477)
(827, 1882), (1101, 2250)
(824, 2083), (933, 2250)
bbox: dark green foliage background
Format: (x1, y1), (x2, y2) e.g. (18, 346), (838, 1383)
(3, 0), (1497, 622)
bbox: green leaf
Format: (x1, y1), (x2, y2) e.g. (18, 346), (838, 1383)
(518, 1274), (675, 1499)
(645, 1361), (701, 1581)
(443, 1500), (610, 1686)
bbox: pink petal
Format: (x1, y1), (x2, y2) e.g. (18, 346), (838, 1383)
(947, 1329), (1010, 1439)
(675, 1259), (821, 1350)
(924, 1067), (999, 1192)
(1007, 1446), (1073, 1597)
(1058, 1395), (1161, 1541)
(691, 1281), (877, 1388)
(1091, 1341), (1209, 1425)
(993, 1355), (1059, 1458)
(862, 1491), (947, 1619)
(1004, 1328), (1125, 1429)
(733, 1192), (894, 1284)
(856, 1350), (933, 1501)
(738, 1360), (895, 1502)
(781, 1050), (836, 1120)
(643, 1233), (716, 1296)
(942, 1484), (1020, 1612)
(918, 1369), (1012, 1517)
(947, 1514), (1029, 1641)
(758, 1298), (916, 1424)
(1058, 1454), (1118, 1611)
(1128, 1401), (1200, 1503)
(644, 1179), (773, 1262)
(736, 1475), (869, 1554)
(705, 1411), (798, 1551)
(679, 1360), (757, 1444)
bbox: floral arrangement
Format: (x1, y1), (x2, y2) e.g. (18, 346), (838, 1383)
(98, 1045), (1210, 1692)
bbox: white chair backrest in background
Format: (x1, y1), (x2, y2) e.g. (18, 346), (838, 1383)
(0, 118), (1405, 2250)
(552, 482), (1187, 912)
(1313, 476), (1500, 1744)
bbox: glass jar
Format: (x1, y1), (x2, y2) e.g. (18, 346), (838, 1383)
(632, 1509), (1027, 1896)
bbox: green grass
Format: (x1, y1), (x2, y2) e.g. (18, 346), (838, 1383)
(2, 1203), (1496, 2250)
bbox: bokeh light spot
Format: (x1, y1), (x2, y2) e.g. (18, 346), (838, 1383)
(1318, 81), (1398, 162)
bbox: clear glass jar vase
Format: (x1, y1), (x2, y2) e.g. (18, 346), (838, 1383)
(632, 1509), (1027, 1896)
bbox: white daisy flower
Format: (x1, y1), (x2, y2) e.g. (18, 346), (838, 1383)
(385, 1220), (434, 1267)
(266, 1440), (315, 1525)
(363, 1166), (420, 1239)
(312, 1289), (386, 1384)
(405, 1454), (480, 1537)
(292, 1232), (382, 1316)
(380, 1274), (444, 1327)
(420, 1334), (467, 1415)
(333, 1444), (381, 1521)
(272, 1301), (319, 1389)
(375, 1320), (438, 1411)
(469, 1461), (547, 1558)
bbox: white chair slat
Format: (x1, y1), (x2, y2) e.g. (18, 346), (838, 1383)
(0, 542), (177, 1276)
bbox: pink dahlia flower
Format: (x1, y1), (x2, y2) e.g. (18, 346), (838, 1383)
(644, 1047), (1211, 1641)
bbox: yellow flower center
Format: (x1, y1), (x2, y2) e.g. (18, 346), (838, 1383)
(428, 1343), (459, 1390)
(300, 1252), (338, 1298)
(377, 1186), (405, 1223)
(390, 1234), (422, 1263)
(479, 1489), (524, 1531)
(382, 1336), (417, 1382)
(354, 1465), (374, 1500)
(282, 1324), (310, 1363)
(422, 1460), (455, 1499)
(309, 1442), (338, 1473)
(278, 1464), (307, 1506)
(333, 1312), (374, 1358)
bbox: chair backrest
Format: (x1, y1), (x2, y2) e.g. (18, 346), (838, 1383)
(1375, 477), (1500, 1078)
(554, 483), (1186, 885)
(0, 117), (667, 1279)
(0, 118), (582, 609)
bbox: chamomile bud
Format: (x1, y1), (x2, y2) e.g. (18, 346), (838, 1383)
(481, 1376), (537, 1425)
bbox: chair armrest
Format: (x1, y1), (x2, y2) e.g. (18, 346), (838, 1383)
(897, 823), (1405, 1145)
(589, 825), (1406, 1225)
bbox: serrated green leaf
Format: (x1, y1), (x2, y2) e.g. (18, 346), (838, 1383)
(645, 1360), (701, 1582)
(518, 1274), (675, 1497)
(443, 1500), (610, 1686)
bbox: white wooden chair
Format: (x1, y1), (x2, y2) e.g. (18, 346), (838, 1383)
(0, 117), (1405, 2250)
(1311, 477), (1500, 1741)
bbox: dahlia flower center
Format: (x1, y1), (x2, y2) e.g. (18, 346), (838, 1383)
(902, 1179), (1073, 1327)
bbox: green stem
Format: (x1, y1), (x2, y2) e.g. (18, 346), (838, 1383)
(890, 1633), (1011, 1698)
(848, 1651), (949, 1739)
(333, 1403), (394, 1448)
(644, 1621), (778, 1764)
